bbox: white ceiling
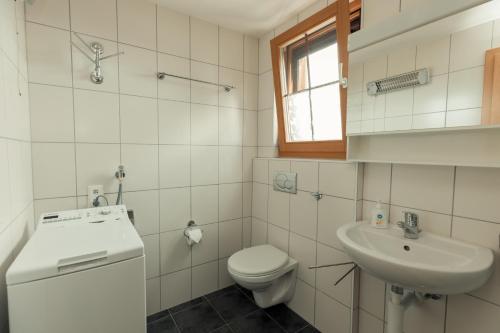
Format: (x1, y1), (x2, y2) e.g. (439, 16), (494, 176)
(158, 0), (318, 36)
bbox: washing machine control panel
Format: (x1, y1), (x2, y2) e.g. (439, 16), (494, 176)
(39, 205), (129, 226)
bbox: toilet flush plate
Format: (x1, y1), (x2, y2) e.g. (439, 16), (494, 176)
(273, 172), (297, 194)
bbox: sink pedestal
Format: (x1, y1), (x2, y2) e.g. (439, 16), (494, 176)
(387, 285), (416, 333)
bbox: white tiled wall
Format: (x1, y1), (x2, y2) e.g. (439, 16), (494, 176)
(252, 157), (363, 333)
(25, 0), (259, 316)
(360, 163), (500, 333)
(347, 19), (500, 134)
(0, 1), (34, 332)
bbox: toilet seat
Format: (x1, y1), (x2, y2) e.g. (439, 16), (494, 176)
(228, 245), (288, 277)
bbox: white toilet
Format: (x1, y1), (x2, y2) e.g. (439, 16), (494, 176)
(228, 244), (298, 308)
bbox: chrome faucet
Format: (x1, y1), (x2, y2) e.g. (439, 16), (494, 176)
(397, 212), (420, 239)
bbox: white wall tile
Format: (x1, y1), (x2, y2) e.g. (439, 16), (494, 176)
(192, 223), (218, 265)
(242, 183), (252, 218)
(412, 112), (446, 130)
(291, 161), (318, 193)
(191, 185), (218, 225)
(190, 18), (218, 65)
(120, 95), (158, 144)
(158, 53), (190, 102)
(416, 36), (450, 76)
(446, 108), (481, 128)
(450, 22), (493, 72)
(318, 196), (355, 249)
(190, 103), (218, 145)
(391, 164), (454, 214)
(159, 145), (190, 188)
(146, 278), (161, 316)
(252, 183), (268, 221)
(258, 31), (274, 74)
(159, 100), (190, 145)
(242, 217), (252, 248)
(142, 234), (160, 279)
(219, 146), (242, 183)
(118, 44), (157, 98)
(447, 66), (484, 111)
(359, 310), (384, 333)
(121, 144), (159, 191)
(244, 36), (259, 74)
(75, 143), (120, 195)
(251, 218), (268, 246)
(446, 294), (500, 333)
(124, 190), (159, 236)
(219, 28), (243, 71)
(494, 19), (500, 47)
(26, 23), (72, 86)
(387, 46), (416, 76)
(192, 261), (219, 298)
(191, 61), (219, 105)
(219, 183), (243, 221)
(219, 68), (244, 109)
(315, 292), (350, 333)
(287, 279), (315, 324)
(316, 243), (353, 307)
(454, 167), (500, 223)
(299, 0), (327, 21)
(258, 108), (277, 147)
(384, 115), (412, 131)
(32, 143), (76, 199)
(161, 269), (191, 309)
(219, 258), (234, 288)
(413, 74), (448, 114)
(289, 232), (316, 286)
(117, 0), (156, 50)
(74, 89), (120, 143)
(363, 163), (391, 203)
(319, 162), (357, 199)
(29, 84), (74, 142)
(258, 71), (274, 110)
(268, 189), (290, 230)
(70, 0), (117, 40)
(26, 0), (70, 29)
(244, 73), (259, 111)
(290, 190), (317, 240)
(452, 217), (500, 306)
(191, 146), (218, 186)
(160, 230), (191, 274)
(157, 8), (189, 58)
(266, 224), (289, 254)
(219, 219), (243, 258)
(219, 108), (243, 146)
(159, 187), (190, 232)
(243, 111), (258, 147)
(359, 271), (385, 319)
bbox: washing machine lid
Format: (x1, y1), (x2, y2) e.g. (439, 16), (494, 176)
(6, 205), (144, 286)
(228, 245), (288, 277)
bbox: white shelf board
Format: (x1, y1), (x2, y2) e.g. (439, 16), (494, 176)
(347, 127), (500, 168)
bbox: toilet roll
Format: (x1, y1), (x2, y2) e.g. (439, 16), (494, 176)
(185, 228), (202, 245)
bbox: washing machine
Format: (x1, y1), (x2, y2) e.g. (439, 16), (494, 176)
(6, 205), (146, 333)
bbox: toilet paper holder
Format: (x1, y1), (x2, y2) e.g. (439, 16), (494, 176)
(184, 220), (203, 246)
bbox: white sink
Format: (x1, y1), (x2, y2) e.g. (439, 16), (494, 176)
(337, 222), (494, 294)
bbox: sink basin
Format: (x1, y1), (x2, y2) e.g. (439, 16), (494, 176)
(337, 222), (494, 294)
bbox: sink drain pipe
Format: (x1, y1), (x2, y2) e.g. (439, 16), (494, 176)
(387, 285), (416, 333)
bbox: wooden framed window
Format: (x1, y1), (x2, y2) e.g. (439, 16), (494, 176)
(270, 0), (360, 158)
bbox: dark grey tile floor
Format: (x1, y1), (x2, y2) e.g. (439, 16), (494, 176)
(147, 284), (320, 333)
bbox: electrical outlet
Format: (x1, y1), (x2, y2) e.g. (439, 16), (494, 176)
(88, 185), (103, 208)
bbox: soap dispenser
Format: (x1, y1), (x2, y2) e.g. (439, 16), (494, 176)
(371, 201), (388, 228)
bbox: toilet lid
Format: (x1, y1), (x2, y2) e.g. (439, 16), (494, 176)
(228, 245), (288, 276)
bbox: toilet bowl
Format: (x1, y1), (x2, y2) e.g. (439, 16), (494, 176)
(228, 244), (298, 308)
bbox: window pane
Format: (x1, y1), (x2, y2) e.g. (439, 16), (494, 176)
(309, 41), (339, 88)
(285, 91), (312, 142)
(311, 83), (342, 141)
